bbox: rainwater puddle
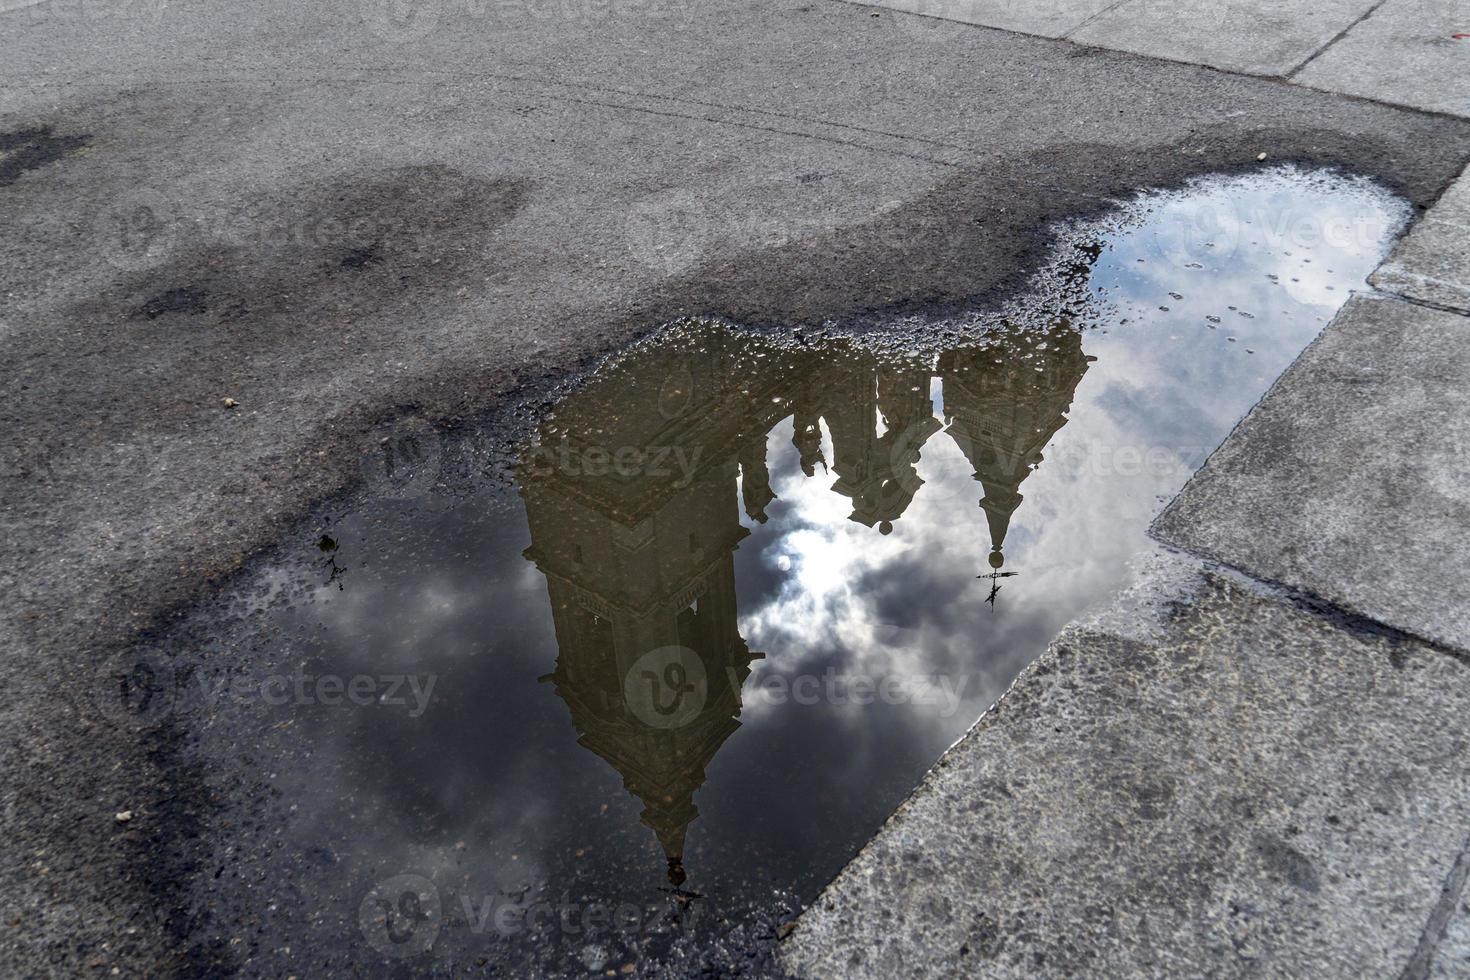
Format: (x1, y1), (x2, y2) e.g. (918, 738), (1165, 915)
(149, 169), (1407, 976)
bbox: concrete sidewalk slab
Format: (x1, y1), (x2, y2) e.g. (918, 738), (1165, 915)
(1068, 0), (1375, 77)
(780, 555), (1470, 977)
(1152, 294), (1470, 654)
(834, 0), (1470, 121)
(1372, 168), (1470, 312)
(1295, 0), (1470, 117)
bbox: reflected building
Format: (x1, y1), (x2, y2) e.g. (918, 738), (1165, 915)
(939, 323), (1095, 571)
(520, 331), (771, 887)
(829, 358), (943, 534)
(516, 306), (1096, 885)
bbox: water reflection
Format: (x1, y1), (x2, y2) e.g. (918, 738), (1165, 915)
(520, 315), (1096, 892)
(180, 169), (1408, 974)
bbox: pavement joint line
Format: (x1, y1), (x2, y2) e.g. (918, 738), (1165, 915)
(1400, 833), (1470, 980)
(1248, 73), (1470, 124)
(1060, 0), (1133, 41)
(1285, 0), (1393, 79)
(1370, 280), (1470, 318)
(826, 0), (1301, 80)
(1147, 272), (1470, 665)
(1147, 542), (1470, 669)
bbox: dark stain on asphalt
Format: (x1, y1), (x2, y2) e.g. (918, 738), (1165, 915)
(53, 164), (530, 437)
(338, 243), (385, 269)
(1254, 833), (1322, 893)
(133, 287), (209, 320)
(0, 126), (90, 186)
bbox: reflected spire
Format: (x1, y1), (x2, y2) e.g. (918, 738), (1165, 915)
(981, 486), (1023, 570)
(792, 406), (826, 477)
(828, 358), (941, 531)
(739, 435), (776, 524)
(940, 323), (1094, 568)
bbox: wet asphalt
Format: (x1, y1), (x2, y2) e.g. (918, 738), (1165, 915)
(4, 0), (1470, 974)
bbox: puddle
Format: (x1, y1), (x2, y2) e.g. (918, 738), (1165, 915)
(134, 169), (1407, 976)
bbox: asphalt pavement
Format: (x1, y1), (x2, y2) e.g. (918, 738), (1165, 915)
(4, 0), (1470, 974)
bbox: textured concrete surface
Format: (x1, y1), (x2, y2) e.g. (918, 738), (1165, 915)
(1372, 167), (1470, 312)
(1071, 0), (1374, 77)
(842, 0), (1470, 120)
(1431, 887), (1470, 978)
(6, 0), (1470, 976)
(1153, 294), (1470, 654)
(780, 553), (1470, 977)
(1295, 0), (1470, 117)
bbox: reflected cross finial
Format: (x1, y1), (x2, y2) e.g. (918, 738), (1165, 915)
(979, 568), (1019, 609)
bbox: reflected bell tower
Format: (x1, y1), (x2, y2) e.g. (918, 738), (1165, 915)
(518, 327), (772, 887)
(940, 323), (1094, 571)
